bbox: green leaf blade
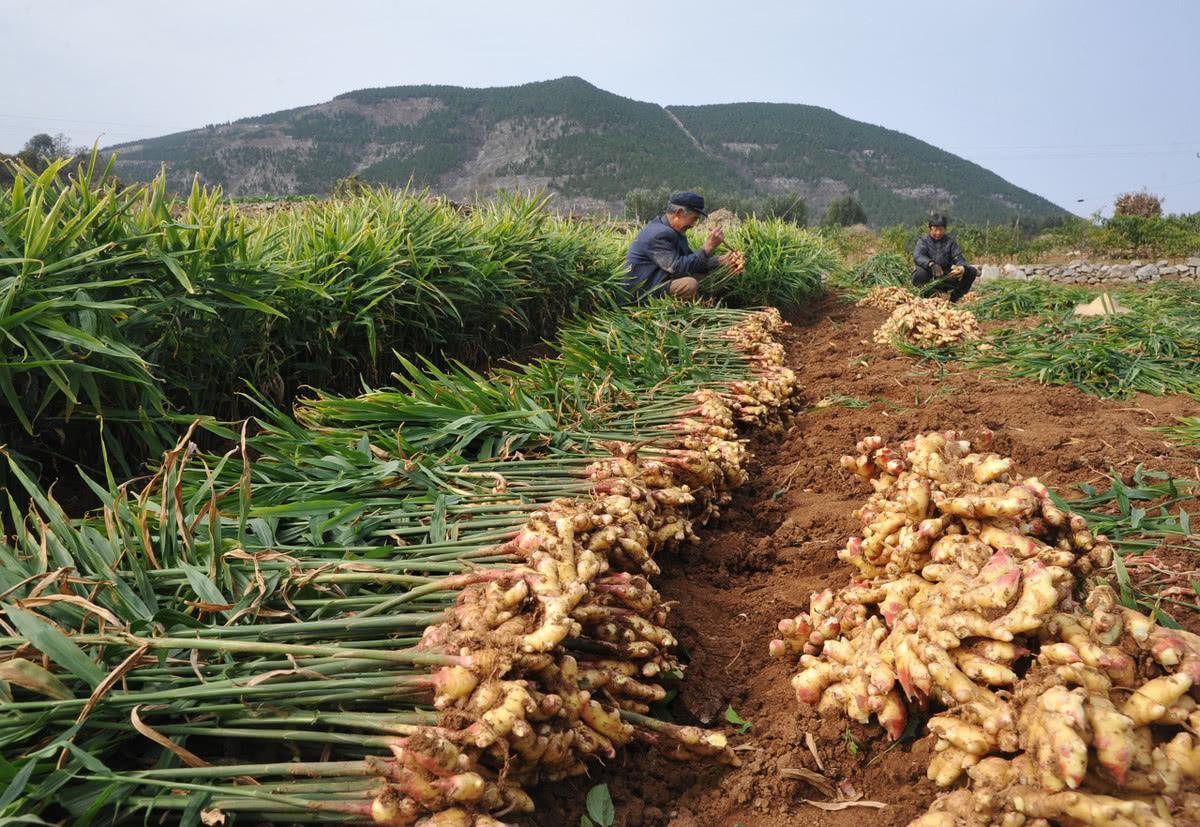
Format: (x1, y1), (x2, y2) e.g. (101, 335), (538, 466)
(2, 606), (103, 689)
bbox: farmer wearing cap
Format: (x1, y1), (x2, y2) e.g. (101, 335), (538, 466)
(912, 213), (977, 302)
(624, 191), (742, 299)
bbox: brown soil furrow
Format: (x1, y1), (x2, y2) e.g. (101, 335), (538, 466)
(532, 295), (1200, 827)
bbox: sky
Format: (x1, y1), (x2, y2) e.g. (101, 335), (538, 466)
(4, 0), (1199, 217)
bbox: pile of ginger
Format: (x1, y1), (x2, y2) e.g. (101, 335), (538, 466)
(857, 287), (981, 348)
(875, 295), (981, 348)
(771, 431), (1200, 826)
(857, 285), (917, 311)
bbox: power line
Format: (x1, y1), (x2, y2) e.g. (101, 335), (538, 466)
(1140, 175), (1200, 194)
(0, 112), (176, 129)
(0, 125), (147, 138)
(1058, 175), (1200, 210)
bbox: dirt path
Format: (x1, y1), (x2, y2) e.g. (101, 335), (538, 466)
(662, 107), (712, 157)
(532, 295), (1200, 826)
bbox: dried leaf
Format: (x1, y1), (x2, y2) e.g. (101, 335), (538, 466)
(75, 645), (149, 725)
(0, 658), (71, 700)
(333, 562), (386, 573)
(246, 666), (328, 687)
(780, 767), (837, 799)
(59, 644), (152, 768)
(184, 601), (236, 613)
(802, 800), (887, 811)
(805, 731), (824, 771)
(0, 569), (69, 605)
(131, 705), (212, 768)
(14, 595), (122, 627)
(223, 549), (299, 564)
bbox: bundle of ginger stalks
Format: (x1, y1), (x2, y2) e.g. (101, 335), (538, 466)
(400, 309), (797, 823)
(0, 306), (796, 826)
(770, 431), (1200, 826)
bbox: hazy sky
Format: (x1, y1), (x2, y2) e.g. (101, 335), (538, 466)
(5, 0), (1199, 216)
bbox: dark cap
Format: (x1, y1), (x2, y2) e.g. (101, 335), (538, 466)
(928, 212), (947, 227)
(668, 191), (707, 216)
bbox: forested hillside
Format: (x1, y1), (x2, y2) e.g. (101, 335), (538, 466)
(105, 77), (1066, 224)
(671, 102), (1064, 224)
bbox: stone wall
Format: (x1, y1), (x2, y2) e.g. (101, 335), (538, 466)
(979, 257), (1200, 285)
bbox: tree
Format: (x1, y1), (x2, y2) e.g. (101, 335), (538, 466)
(623, 188), (670, 223)
(331, 174), (372, 199)
(1113, 191), (1163, 218)
(762, 193), (807, 226)
(705, 192), (757, 218)
(0, 155), (16, 188)
(821, 196), (868, 227)
(2, 133), (90, 188)
(21, 132), (82, 166)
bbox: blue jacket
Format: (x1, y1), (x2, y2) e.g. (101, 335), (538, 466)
(625, 216), (720, 295)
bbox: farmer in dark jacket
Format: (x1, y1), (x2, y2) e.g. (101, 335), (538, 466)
(625, 192), (742, 299)
(913, 213), (977, 302)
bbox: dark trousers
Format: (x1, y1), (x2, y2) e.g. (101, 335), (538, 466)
(912, 264), (978, 302)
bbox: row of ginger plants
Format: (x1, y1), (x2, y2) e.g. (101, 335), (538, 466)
(2, 152), (837, 489)
(0, 304), (798, 825)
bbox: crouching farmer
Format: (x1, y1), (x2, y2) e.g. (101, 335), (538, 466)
(625, 191), (741, 300)
(913, 213), (977, 302)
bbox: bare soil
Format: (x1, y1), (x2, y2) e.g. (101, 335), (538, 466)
(530, 295), (1200, 827)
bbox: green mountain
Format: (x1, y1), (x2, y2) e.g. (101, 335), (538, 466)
(106, 77), (1066, 225)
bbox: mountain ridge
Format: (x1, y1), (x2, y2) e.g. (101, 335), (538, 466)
(105, 76), (1067, 225)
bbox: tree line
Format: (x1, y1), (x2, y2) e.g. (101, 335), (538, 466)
(0, 133), (89, 186)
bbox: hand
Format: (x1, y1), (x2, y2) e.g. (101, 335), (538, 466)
(718, 251), (744, 274)
(950, 264), (965, 278)
(928, 262), (944, 279)
(703, 227), (725, 254)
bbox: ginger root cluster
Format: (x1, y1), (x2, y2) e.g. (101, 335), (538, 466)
(369, 310), (794, 825)
(860, 290), (982, 348)
(772, 431), (1200, 825)
(857, 285), (918, 311)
